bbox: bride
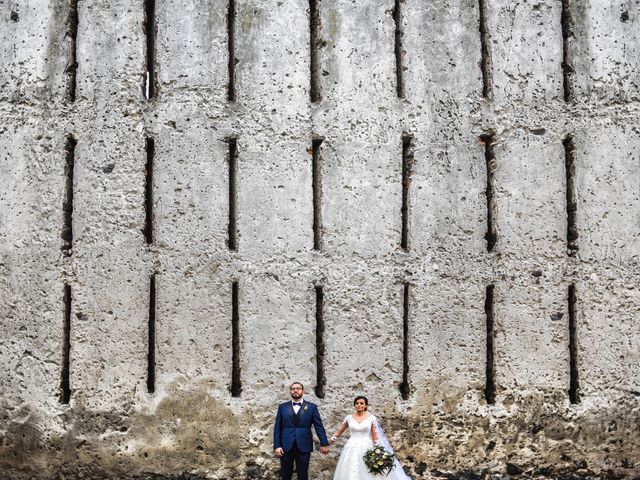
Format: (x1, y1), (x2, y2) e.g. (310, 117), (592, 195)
(328, 396), (412, 480)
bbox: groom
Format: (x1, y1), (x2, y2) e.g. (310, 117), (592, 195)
(274, 382), (330, 480)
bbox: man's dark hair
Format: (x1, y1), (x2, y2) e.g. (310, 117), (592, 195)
(290, 382), (304, 390)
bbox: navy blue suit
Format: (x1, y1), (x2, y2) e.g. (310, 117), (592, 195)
(274, 400), (328, 480)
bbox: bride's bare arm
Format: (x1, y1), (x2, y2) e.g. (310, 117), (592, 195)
(370, 422), (379, 444)
(329, 419), (349, 444)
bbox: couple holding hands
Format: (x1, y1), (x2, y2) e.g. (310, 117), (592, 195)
(274, 382), (411, 480)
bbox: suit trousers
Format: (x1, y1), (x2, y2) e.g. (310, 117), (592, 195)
(280, 442), (311, 480)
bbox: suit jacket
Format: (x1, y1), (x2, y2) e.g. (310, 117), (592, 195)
(273, 400), (329, 453)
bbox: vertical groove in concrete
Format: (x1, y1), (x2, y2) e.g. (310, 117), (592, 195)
(393, 0), (405, 98)
(144, 137), (155, 245)
(568, 284), (580, 404)
(478, 0), (493, 99)
(561, 0), (574, 102)
(231, 281), (242, 397)
(401, 133), (413, 252)
(66, 0), (79, 102)
(228, 137), (238, 251)
(227, 0), (236, 102)
(60, 284), (72, 404)
(481, 134), (497, 252)
(147, 274), (156, 394)
(484, 285), (496, 405)
(62, 135), (76, 255)
(312, 138), (323, 251)
(399, 283), (410, 400)
(144, 0), (156, 99)
(309, 0), (321, 103)
(564, 134), (578, 255)
(314, 285), (325, 398)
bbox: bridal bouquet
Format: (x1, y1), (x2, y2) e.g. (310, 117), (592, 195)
(363, 446), (395, 475)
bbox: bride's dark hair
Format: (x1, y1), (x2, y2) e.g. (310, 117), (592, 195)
(353, 395), (368, 410)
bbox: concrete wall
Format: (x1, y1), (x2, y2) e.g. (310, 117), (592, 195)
(0, 0), (639, 478)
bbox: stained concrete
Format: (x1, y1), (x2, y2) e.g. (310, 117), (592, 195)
(1, 0), (639, 479)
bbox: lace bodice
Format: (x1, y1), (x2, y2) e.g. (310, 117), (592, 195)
(344, 414), (376, 441)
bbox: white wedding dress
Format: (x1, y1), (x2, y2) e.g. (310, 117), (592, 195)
(333, 414), (412, 480)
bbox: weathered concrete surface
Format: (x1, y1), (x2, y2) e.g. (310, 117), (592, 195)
(1, 0), (639, 479)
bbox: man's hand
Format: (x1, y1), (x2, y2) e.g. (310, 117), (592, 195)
(274, 447), (284, 457)
(320, 446), (330, 455)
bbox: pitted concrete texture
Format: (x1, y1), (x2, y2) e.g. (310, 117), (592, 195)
(1, 0), (639, 479)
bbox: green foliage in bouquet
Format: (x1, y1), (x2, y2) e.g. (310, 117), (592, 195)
(363, 446), (396, 476)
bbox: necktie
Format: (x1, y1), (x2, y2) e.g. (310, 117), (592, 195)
(293, 402), (301, 406)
